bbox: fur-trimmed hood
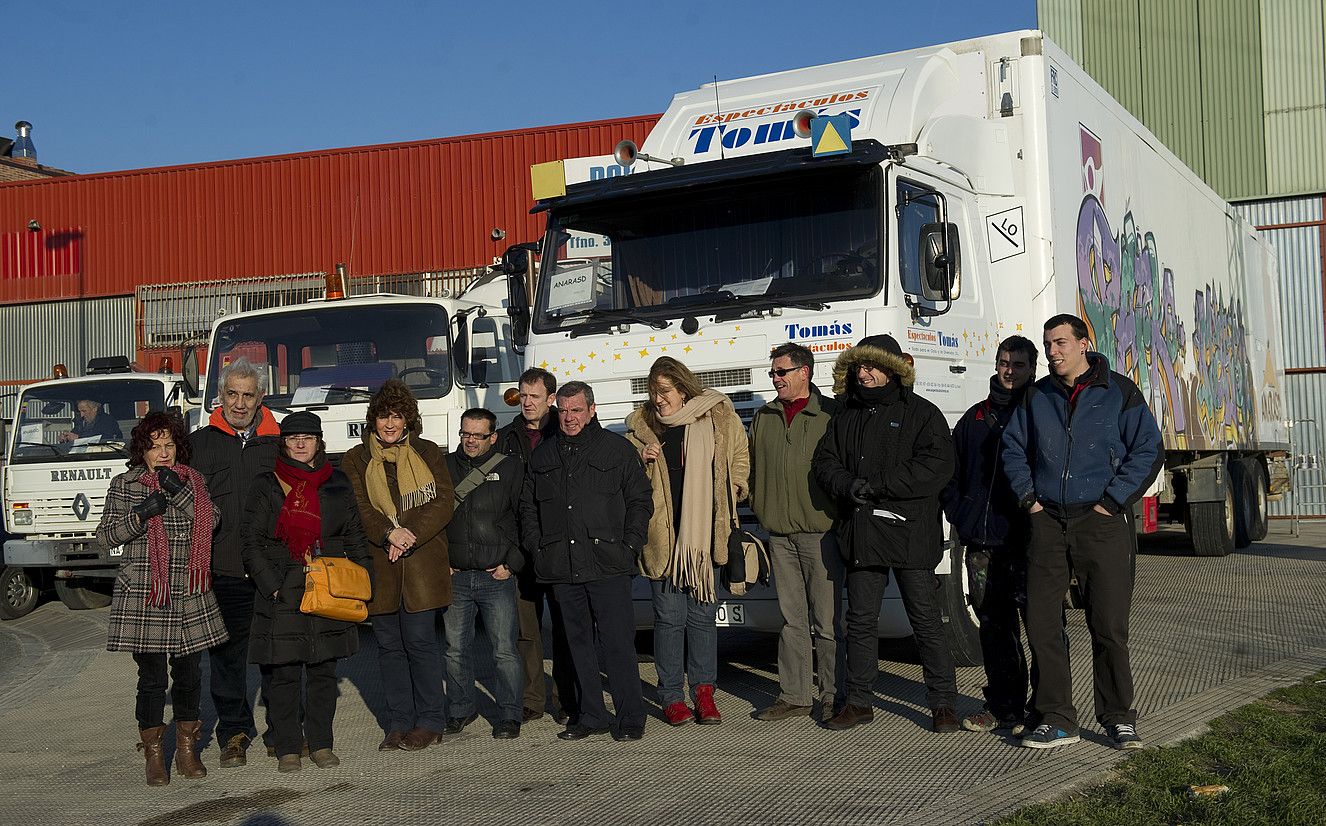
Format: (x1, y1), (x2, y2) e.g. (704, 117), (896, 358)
(832, 343), (916, 395)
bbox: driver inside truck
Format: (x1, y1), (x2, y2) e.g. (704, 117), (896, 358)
(60, 398), (125, 443)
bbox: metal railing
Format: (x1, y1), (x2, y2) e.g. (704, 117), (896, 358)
(135, 269), (484, 348)
(1286, 418), (1326, 536)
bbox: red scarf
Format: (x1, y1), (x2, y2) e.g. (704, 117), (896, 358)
(140, 465), (214, 608)
(274, 457), (333, 563)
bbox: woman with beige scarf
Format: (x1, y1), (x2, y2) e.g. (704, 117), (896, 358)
(625, 357), (749, 727)
(342, 379), (455, 752)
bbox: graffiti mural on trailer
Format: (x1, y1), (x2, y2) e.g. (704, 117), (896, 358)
(1074, 124), (1255, 450)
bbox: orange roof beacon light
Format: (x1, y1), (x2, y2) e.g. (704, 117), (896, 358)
(325, 263), (348, 301)
(52, 363), (68, 379)
(159, 356), (174, 374)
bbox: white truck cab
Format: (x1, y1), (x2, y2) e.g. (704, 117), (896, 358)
(2, 358), (192, 618)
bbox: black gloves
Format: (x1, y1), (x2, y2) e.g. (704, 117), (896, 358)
(157, 467), (185, 496)
(850, 479), (876, 506)
(132, 491), (169, 522)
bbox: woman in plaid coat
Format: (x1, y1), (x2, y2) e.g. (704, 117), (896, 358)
(96, 410), (227, 786)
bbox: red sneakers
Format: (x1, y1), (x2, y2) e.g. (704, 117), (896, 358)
(695, 684), (722, 725)
(663, 702), (693, 726)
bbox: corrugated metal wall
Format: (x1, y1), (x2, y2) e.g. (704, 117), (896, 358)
(1039, 0), (1325, 201)
(0, 115), (659, 304)
(1235, 195), (1326, 516)
(0, 296), (136, 418)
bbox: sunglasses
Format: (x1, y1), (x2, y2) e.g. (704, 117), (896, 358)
(767, 366), (805, 378)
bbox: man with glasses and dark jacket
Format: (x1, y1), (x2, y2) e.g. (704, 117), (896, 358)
(443, 408), (526, 740)
(1003, 314), (1163, 751)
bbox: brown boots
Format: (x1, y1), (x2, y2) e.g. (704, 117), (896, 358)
(136, 720), (207, 786)
(174, 720), (207, 779)
(138, 726), (168, 786)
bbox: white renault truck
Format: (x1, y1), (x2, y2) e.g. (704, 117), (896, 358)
(500, 30), (1289, 664)
(195, 270), (516, 460)
(2, 358), (193, 619)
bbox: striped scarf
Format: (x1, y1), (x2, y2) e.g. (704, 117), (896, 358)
(140, 465), (214, 608)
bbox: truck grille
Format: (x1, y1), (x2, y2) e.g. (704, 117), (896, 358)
(629, 368), (752, 396)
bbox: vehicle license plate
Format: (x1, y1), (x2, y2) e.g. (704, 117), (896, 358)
(715, 602), (745, 626)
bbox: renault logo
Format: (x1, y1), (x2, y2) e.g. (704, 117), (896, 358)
(72, 493), (90, 521)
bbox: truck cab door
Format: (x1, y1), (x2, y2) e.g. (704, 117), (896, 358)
(454, 310), (520, 413)
(890, 168), (987, 422)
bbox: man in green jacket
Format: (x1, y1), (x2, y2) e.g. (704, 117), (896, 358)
(749, 343), (844, 722)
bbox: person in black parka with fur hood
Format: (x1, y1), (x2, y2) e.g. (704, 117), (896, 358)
(812, 334), (958, 733)
(242, 411), (372, 771)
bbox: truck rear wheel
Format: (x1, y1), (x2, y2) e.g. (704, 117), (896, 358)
(940, 538), (982, 668)
(1188, 484), (1236, 557)
(1233, 458), (1269, 545)
(55, 577), (112, 610)
(0, 566), (40, 620)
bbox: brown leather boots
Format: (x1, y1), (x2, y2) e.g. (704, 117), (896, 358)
(137, 720), (207, 786)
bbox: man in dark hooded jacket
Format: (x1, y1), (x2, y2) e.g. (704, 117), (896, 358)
(942, 335), (1038, 734)
(812, 334), (958, 733)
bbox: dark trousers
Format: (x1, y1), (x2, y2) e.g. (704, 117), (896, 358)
(264, 659), (339, 756)
(967, 546), (1032, 720)
(1026, 509), (1136, 731)
(517, 575), (578, 716)
(133, 651), (202, 729)
(209, 574), (272, 743)
(371, 604), (448, 733)
(552, 576), (645, 732)
(845, 566), (957, 710)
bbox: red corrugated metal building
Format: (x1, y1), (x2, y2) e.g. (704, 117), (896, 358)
(0, 114), (658, 302)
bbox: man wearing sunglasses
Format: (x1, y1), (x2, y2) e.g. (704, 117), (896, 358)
(749, 343), (845, 722)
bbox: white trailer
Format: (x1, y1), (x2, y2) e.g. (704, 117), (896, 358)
(2, 359), (193, 618)
(501, 30), (1289, 663)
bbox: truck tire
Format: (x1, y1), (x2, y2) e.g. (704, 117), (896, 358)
(939, 538), (983, 668)
(0, 566), (40, 620)
(1188, 484), (1236, 557)
(1236, 458), (1269, 543)
(55, 577), (112, 610)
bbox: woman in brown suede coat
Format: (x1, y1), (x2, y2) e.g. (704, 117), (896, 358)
(342, 379), (455, 752)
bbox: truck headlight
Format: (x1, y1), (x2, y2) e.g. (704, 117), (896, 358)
(11, 507), (33, 526)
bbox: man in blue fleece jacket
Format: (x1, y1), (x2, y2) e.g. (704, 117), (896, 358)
(1003, 314), (1163, 751)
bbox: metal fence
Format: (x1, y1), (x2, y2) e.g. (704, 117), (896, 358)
(135, 269), (484, 348)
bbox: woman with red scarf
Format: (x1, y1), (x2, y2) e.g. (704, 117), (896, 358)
(97, 410), (226, 786)
(242, 411), (372, 773)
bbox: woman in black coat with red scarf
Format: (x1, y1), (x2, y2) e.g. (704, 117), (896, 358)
(242, 411), (372, 772)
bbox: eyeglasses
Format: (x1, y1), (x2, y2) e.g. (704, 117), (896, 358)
(458, 431), (494, 441)
(767, 366), (805, 378)
(283, 435), (317, 445)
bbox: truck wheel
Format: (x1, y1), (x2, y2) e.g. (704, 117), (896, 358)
(1188, 485), (1236, 557)
(1240, 458), (1269, 543)
(0, 566), (40, 620)
(55, 577), (112, 610)
(939, 538), (983, 667)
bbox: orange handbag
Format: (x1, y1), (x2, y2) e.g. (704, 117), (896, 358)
(299, 555), (372, 623)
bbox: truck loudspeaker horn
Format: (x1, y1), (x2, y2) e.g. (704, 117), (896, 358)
(792, 109), (817, 139)
(614, 140), (639, 167)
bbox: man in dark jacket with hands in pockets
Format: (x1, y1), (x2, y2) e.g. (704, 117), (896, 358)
(1003, 314), (1163, 751)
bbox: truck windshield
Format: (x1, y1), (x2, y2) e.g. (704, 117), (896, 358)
(9, 379), (165, 465)
(534, 164), (882, 332)
(204, 303), (452, 410)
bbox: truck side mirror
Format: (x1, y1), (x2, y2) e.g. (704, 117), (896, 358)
(501, 246), (529, 276)
(182, 346), (200, 399)
(503, 242), (537, 348)
(919, 222), (962, 302)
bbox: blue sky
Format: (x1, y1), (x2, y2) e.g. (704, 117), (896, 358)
(11, 1), (1036, 173)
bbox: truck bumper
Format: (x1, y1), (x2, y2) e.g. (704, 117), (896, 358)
(3, 539), (117, 576)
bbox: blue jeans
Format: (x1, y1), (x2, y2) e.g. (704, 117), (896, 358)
(444, 570), (522, 723)
(372, 604), (448, 733)
(651, 578), (718, 706)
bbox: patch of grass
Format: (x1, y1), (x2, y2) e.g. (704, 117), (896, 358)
(995, 671), (1326, 825)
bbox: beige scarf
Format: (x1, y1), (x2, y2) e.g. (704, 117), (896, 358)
(363, 431), (436, 529)
(655, 388), (728, 603)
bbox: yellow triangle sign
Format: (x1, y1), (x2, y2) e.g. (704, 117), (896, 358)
(815, 121), (849, 155)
